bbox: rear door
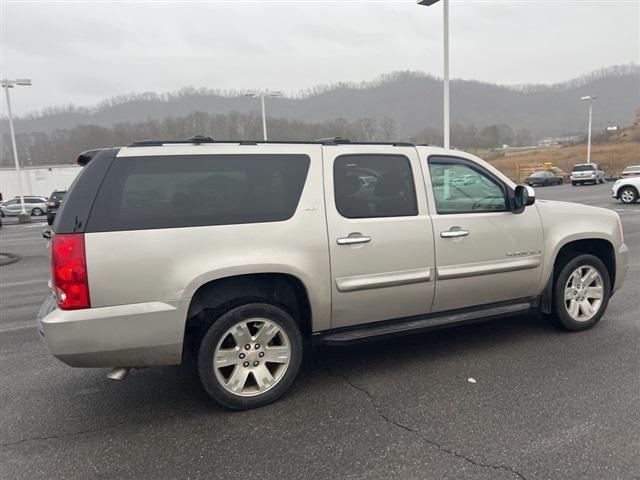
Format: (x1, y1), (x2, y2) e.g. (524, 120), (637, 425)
(323, 145), (436, 329)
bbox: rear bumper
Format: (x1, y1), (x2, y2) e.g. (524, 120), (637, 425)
(38, 297), (188, 367)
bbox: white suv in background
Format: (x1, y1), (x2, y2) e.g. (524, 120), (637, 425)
(612, 176), (640, 204)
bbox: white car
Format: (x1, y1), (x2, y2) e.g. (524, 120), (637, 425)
(612, 176), (640, 204)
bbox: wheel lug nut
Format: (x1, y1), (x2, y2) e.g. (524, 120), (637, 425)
(255, 344), (260, 349)
(259, 352), (265, 358)
(243, 362), (250, 368)
(244, 344), (251, 350)
(239, 353), (245, 359)
(253, 361), (259, 366)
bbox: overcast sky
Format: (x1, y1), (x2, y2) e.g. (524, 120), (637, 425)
(1, 0), (638, 116)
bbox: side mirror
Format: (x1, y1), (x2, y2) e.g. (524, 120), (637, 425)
(513, 185), (535, 213)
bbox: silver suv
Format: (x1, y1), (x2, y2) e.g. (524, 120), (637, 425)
(571, 163), (605, 185)
(38, 137), (628, 410)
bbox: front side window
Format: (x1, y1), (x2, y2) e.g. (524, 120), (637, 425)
(428, 157), (508, 214)
(334, 154), (418, 218)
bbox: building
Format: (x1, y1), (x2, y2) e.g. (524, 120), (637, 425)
(0, 164), (81, 201)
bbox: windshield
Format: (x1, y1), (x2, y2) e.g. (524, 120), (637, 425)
(572, 165), (595, 172)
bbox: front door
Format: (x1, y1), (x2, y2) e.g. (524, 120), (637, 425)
(323, 145), (436, 328)
(424, 154), (544, 313)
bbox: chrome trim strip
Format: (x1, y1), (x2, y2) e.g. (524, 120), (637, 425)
(437, 256), (541, 280)
(336, 268), (432, 293)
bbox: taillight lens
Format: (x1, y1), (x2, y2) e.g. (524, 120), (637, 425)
(51, 234), (90, 310)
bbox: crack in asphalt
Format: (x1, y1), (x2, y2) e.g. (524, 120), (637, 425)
(0, 414), (173, 448)
(334, 369), (527, 480)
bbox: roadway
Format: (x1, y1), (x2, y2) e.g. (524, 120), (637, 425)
(0, 183), (638, 479)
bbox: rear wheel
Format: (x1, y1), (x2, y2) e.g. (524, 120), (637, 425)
(31, 207), (43, 216)
(571, 181), (577, 186)
(197, 303), (302, 410)
(619, 186), (638, 204)
(551, 254), (610, 331)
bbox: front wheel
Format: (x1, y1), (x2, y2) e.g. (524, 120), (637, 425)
(619, 187), (638, 204)
(571, 181), (578, 186)
(31, 207), (43, 216)
(197, 303), (303, 410)
(551, 254), (610, 331)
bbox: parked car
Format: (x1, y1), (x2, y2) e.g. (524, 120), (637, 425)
(621, 165), (640, 178)
(46, 190), (67, 225)
(0, 196), (48, 217)
(37, 137), (628, 410)
(612, 176), (640, 204)
(570, 163), (605, 185)
(525, 171), (563, 187)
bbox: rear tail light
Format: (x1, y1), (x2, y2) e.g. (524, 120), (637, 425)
(51, 234), (90, 310)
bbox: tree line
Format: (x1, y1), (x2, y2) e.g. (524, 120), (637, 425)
(1, 111), (535, 167)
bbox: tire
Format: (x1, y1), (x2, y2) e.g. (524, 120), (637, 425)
(551, 254), (610, 331)
(31, 207), (43, 216)
(571, 181), (577, 186)
(197, 302), (303, 410)
(619, 186), (638, 204)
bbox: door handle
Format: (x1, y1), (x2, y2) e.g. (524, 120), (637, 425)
(440, 227), (469, 238)
(337, 234), (372, 245)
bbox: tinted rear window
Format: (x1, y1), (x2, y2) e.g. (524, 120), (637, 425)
(573, 165), (595, 171)
(87, 154), (310, 232)
(50, 192), (66, 201)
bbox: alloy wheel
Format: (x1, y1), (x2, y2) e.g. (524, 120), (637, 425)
(563, 266), (604, 322)
(213, 318), (291, 397)
(620, 188), (636, 204)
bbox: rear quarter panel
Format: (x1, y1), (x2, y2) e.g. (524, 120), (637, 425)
(85, 144), (332, 331)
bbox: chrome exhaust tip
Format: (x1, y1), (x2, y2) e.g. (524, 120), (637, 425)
(107, 367), (131, 381)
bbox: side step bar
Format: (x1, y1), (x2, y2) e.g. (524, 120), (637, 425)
(316, 299), (537, 346)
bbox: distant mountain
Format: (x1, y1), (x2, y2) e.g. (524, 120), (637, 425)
(4, 65), (640, 140)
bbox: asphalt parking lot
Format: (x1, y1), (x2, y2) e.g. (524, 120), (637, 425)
(1, 183), (638, 480)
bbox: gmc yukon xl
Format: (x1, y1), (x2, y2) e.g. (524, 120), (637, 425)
(38, 137), (628, 409)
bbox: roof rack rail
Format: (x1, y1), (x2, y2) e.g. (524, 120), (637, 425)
(316, 137), (351, 145)
(128, 135), (215, 147)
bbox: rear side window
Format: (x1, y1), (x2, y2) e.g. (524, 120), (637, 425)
(333, 154), (418, 218)
(87, 154), (310, 232)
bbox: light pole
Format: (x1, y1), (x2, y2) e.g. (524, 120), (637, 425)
(580, 95), (597, 164)
(243, 90), (283, 140)
(417, 0), (450, 149)
(2, 78), (32, 223)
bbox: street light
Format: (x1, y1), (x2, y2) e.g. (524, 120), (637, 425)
(580, 95), (597, 164)
(1, 78), (32, 223)
(243, 90), (283, 141)
(417, 0), (450, 149)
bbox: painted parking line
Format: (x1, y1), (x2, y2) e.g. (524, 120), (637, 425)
(612, 208), (640, 214)
(0, 279), (49, 288)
